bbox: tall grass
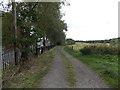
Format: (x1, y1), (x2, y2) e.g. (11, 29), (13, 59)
(80, 44), (118, 55)
(3, 47), (58, 88)
(68, 42), (118, 55)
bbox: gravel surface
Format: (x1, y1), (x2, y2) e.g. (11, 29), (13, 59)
(41, 48), (69, 88)
(41, 48), (109, 88)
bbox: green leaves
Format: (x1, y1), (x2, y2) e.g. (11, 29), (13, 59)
(2, 1), (68, 60)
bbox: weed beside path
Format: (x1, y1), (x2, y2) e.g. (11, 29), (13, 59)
(3, 47), (58, 88)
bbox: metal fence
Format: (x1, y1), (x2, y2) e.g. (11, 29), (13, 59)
(2, 45), (56, 70)
(2, 50), (21, 70)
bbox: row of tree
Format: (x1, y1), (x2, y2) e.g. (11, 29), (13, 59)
(2, 1), (68, 62)
(75, 38), (120, 44)
(66, 38), (75, 45)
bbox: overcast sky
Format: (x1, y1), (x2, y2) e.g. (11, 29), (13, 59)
(62, 0), (119, 40)
(1, 0), (119, 40)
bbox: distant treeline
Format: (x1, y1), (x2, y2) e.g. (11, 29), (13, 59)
(75, 38), (120, 43)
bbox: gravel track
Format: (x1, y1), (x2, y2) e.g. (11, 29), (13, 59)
(41, 48), (69, 88)
(41, 48), (109, 88)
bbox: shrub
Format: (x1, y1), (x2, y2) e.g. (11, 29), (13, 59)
(80, 44), (118, 55)
(80, 46), (93, 55)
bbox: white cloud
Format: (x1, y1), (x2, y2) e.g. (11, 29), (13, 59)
(62, 0), (119, 40)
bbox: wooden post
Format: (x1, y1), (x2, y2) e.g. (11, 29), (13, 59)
(12, 1), (17, 65)
(72, 46), (73, 50)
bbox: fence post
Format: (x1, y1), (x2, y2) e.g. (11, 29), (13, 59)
(72, 46), (73, 50)
(36, 43), (38, 56)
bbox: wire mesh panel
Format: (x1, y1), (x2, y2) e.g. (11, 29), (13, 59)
(2, 50), (15, 70)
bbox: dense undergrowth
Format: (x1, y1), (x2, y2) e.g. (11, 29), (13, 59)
(3, 47), (58, 88)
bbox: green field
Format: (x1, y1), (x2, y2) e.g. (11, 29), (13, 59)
(68, 42), (112, 51)
(64, 42), (118, 88)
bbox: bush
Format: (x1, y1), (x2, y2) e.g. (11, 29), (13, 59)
(80, 46), (93, 55)
(80, 44), (118, 55)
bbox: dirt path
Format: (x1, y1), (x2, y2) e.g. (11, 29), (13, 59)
(41, 48), (108, 88)
(41, 48), (69, 88)
(62, 48), (108, 88)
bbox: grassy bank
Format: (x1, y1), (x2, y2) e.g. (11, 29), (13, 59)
(3, 47), (58, 88)
(64, 46), (118, 88)
(61, 52), (76, 87)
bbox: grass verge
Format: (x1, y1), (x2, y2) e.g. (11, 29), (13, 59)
(60, 52), (76, 87)
(3, 47), (58, 88)
(0, 69), (2, 78)
(64, 47), (118, 88)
